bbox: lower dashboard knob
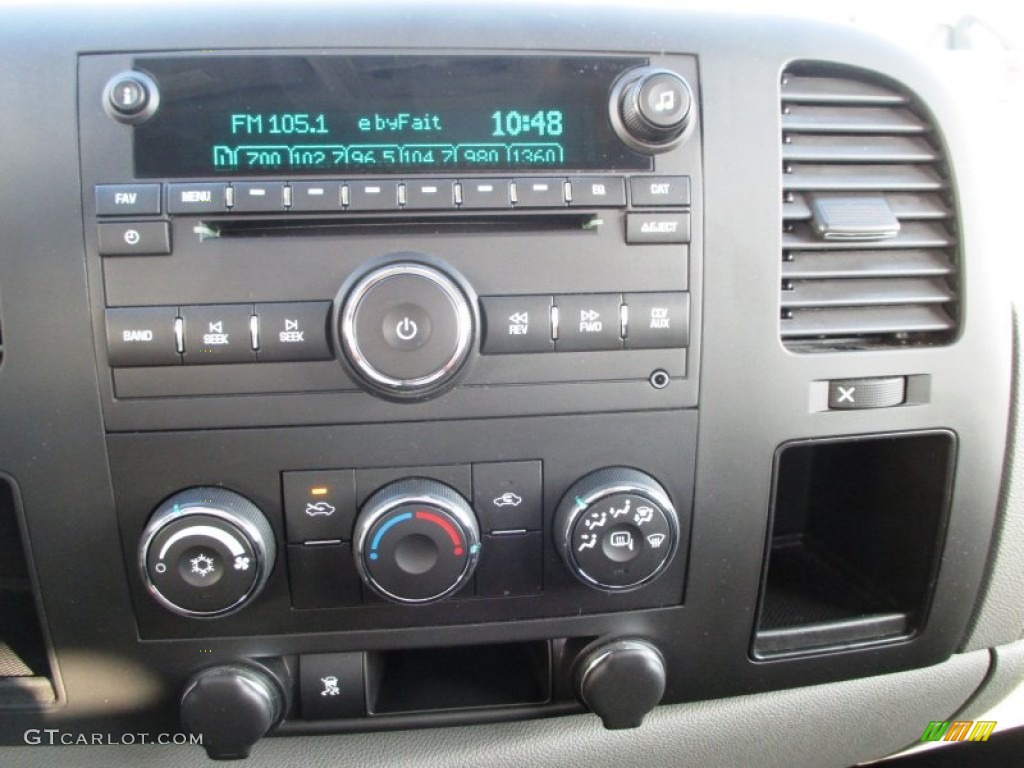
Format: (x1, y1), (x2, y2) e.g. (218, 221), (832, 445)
(353, 478), (481, 603)
(554, 468), (678, 591)
(139, 487), (276, 618)
(574, 639), (666, 729)
(180, 664), (285, 760)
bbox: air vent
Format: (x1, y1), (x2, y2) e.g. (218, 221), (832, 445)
(780, 65), (959, 351)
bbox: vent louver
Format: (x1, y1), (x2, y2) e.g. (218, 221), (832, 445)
(780, 65), (959, 351)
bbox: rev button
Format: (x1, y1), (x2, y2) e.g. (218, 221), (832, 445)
(480, 295), (553, 354)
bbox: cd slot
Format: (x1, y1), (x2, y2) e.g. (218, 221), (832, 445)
(199, 213), (604, 240)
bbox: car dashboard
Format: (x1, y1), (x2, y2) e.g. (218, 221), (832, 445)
(0, 2), (1022, 766)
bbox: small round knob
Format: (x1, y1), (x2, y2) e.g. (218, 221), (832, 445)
(180, 665), (284, 760)
(554, 468), (678, 591)
(574, 639), (666, 730)
(353, 478), (481, 603)
(339, 259), (474, 399)
(611, 67), (693, 152)
(139, 487), (275, 618)
(102, 70), (160, 124)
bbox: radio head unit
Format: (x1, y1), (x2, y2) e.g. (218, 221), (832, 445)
(129, 55), (658, 177)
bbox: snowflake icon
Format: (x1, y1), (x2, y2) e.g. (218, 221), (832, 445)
(190, 553), (216, 578)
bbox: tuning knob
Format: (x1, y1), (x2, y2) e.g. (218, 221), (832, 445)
(574, 639), (666, 729)
(555, 468), (678, 591)
(180, 664), (285, 760)
(611, 67), (694, 152)
(353, 478), (481, 603)
(139, 487), (275, 618)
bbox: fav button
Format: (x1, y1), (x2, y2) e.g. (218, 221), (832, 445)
(95, 184), (162, 216)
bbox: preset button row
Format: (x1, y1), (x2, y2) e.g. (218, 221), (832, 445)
(480, 292), (690, 354)
(105, 302), (332, 367)
(95, 176), (691, 216)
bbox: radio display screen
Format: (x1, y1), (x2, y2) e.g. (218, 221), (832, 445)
(133, 55), (652, 177)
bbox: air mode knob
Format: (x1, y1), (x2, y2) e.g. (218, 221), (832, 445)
(555, 468), (678, 591)
(139, 487), (276, 618)
(612, 67), (694, 152)
(353, 478), (481, 604)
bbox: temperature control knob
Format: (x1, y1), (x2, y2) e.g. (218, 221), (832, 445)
(139, 487), (276, 618)
(555, 468), (678, 591)
(611, 67), (694, 152)
(353, 478), (481, 604)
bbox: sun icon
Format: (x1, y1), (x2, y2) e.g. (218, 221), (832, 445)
(190, 553), (216, 578)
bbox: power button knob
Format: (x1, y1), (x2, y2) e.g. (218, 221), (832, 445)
(339, 259), (474, 399)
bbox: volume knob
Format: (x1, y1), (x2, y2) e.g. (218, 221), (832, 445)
(612, 68), (694, 152)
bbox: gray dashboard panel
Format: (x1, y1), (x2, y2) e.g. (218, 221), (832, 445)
(1, 649), (992, 768)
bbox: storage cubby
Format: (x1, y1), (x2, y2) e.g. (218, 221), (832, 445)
(367, 641), (551, 715)
(753, 432), (955, 658)
(0, 479), (55, 707)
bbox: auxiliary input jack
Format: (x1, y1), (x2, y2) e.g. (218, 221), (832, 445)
(649, 370), (671, 389)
